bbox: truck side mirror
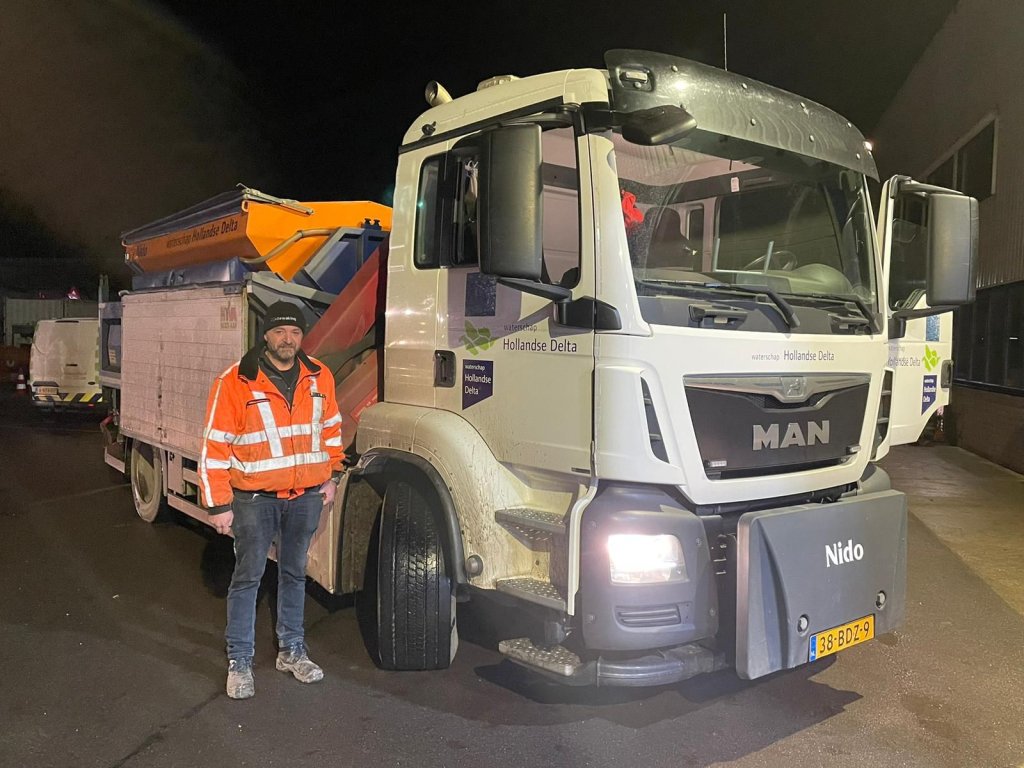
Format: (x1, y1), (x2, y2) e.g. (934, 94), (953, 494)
(926, 193), (978, 306)
(477, 124), (544, 281)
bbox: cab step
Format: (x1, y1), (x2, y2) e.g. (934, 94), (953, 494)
(498, 637), (581, 677)
(495, 577), (566, 611)
(495, 507), (566, 538)
(498, 636), (728, 687)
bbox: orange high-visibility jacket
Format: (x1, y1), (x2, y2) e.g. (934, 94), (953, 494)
(198, 346), (344, 509)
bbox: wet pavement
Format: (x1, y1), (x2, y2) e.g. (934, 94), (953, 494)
(0, 391), (1022, 768)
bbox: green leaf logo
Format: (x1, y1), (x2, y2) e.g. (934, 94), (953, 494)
(923, 345), (940, 372)
(459, 320), (495, 356)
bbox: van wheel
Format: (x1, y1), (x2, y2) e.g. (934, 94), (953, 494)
(129, 441), (168, 523)
(376, 480), (457, 670)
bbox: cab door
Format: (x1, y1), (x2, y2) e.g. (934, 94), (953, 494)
(423, 123), (595, 477)
(885, 302), (953, 447)
(875, 177), (955, 456)
(381, 144), (441, 409)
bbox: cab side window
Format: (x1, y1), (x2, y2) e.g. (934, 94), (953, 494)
(539, 126), (581, 287)
(888, 196), (928, 309)
(414, 151), (480, 269)
(413, 123), (580, 284)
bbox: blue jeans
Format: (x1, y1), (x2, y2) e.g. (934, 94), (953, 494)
(225, 489), (322, 661)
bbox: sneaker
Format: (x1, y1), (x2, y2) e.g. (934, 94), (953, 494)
(226, 657), (255, 699)
(275, 643), (324, 684)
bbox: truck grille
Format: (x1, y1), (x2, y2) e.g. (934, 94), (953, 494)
(684, 374), (869, 479)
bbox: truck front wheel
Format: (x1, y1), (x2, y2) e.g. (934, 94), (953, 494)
(129, 441), (168, 523)
(376, 480), (457, 670)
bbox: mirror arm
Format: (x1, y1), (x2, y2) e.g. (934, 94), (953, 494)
(892, 176), (967, 199)
(892, 305), (957, 320)
(496, 278), (623, 331)
(888, 305), (957, 340)
(497, 277), (572, 302)
(580, 104), (625, 133)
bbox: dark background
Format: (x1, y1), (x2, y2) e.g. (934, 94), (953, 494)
(0, 0), (959, 295)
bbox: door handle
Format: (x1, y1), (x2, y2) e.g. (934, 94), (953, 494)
(434, 350), (455, 388)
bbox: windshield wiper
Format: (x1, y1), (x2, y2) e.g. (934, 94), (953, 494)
(704, 282), (800, 330)
(801, 292), (878, 333)
(635, 278), (800, 329)
(634, 278), (724, 301)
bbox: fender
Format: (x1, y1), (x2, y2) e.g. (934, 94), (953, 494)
(356, 402), (581, 589)
(354, 448), (468, 585)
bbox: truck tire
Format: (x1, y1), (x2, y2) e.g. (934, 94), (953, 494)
(376, 480), (457, 670)
(129, 441), (168, 523)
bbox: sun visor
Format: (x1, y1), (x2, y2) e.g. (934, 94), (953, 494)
(605, 50), (878, 179)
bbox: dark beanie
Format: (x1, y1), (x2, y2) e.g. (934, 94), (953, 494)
(262, 301), (308, 334)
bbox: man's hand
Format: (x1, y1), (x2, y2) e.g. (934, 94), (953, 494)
(209, 510), (234, 535)
(318, 478), (338, 506)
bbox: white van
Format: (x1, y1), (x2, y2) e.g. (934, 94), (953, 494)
(30, 318), (102, 411)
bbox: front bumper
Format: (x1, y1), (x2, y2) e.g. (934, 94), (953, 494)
(579, 485), (718, 652)
(501, 485), (906, 687)
(499, 636), (728, 687)
(735, 488), (907, 679)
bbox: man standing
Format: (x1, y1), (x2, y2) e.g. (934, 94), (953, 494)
(199, 301), (344, 699)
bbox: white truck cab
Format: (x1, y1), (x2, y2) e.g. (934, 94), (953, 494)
(356, 49), (977, 683)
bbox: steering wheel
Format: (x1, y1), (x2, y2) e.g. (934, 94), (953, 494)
(742, 249), (797, 271)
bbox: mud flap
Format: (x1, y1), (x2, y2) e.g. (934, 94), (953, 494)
(735, 489), (907, 679)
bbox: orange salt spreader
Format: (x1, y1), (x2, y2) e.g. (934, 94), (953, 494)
(122, 186), (392, 283)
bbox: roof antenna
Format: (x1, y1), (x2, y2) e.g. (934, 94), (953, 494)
(723, 12), (729, 71)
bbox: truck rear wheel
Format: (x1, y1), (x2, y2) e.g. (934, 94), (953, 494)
(376, 480), (457, 670)
(129, 441), (168, 523)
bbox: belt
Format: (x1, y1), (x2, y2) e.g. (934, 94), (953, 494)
(234, 486), (320, 500)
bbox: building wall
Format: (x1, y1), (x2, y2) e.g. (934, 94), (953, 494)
(872, 0), (1024, 288)
(950, 386), (1024, 475)
(873, 0), (1023, 475)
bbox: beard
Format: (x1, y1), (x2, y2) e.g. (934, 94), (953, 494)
(265, 340), (298, 366)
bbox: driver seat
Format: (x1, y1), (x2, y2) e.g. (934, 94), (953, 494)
(647, 208), (697, 269)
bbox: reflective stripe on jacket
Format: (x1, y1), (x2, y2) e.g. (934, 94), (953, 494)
(198, 345), (344, 508)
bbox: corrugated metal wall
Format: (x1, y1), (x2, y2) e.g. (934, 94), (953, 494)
(2, 299), (100, 345)
(872, 0), (1024, 288)
(4, 299), (65, 345)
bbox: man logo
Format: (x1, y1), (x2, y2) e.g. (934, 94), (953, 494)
(780, 376), (807, 400)
(826, 539), (865, 567)
(752, 420), (830, 450)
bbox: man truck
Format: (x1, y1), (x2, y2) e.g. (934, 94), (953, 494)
(102, 50), (977, 685)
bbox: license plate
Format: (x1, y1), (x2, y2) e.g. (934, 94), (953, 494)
(809, 614), (874, 661)
(35, 386), (58, 395)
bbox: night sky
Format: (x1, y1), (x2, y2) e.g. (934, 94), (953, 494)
(0, 0), (959, 295)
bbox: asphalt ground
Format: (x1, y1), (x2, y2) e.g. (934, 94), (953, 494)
(0, 391), (1022, 768)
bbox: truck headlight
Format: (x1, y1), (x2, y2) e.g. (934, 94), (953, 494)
(607, 534), (687, 584)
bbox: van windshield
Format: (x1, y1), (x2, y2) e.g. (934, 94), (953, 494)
(612, 130), (877, 313)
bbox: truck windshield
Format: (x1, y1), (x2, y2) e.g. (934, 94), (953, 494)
(612, 130), (877, 321)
